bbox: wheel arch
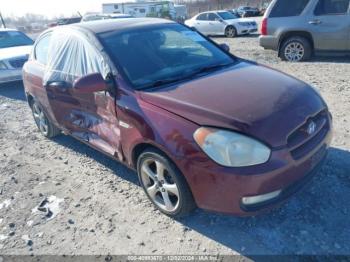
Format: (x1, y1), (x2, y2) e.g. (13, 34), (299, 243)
(278, 31), (314, 57)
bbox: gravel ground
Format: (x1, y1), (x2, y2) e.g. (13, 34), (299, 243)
(0, 35), (349, 257)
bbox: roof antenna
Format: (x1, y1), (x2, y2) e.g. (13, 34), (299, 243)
(0, 11), (6, 28)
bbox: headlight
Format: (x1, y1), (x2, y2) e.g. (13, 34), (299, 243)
(0, 61), (8, 70)
(238, 22), (249, 26)
(193, 127), (271, 167)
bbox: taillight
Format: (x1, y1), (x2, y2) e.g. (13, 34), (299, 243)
(261, 18), (268, 35)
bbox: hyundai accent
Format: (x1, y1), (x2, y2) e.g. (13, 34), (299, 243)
(23, 19), (332, 217)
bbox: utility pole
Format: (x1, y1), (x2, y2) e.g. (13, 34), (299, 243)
(0, 11), (6, 28)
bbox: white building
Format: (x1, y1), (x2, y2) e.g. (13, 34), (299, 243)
(103, 1), (178, 19)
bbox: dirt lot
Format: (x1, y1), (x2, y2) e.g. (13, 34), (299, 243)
(0, 35), (349, 257)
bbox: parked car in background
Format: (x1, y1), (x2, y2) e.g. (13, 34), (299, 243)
(23, 18), (332, 217)
(82, 13), (133, 22)
(185, 11), (258, 37)
(237, 6), (260, 17)
(0, 29), (33, 84)
(260, 0), (350, 62)
(228, 9), (240, 17)
(57, 17), (82, 26)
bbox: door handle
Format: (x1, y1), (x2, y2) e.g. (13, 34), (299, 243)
(309, 19), (322, 25)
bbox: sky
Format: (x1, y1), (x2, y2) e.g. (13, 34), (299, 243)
(0, 0), (145, 18)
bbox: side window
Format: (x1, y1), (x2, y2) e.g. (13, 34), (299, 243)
(197, 13), (208, 21)
(314, 0), (350, 15)
(270, 0), (310, 17)
(207, 13), (219, 21)
(35, 34), (51, 65)
(44, 32), (108, 85)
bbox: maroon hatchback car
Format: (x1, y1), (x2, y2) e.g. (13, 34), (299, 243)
(23, 18), (332, 217)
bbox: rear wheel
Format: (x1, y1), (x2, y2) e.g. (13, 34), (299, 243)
(225, 26), (237, 38)
(137, 148), (196, 218)
(280, 36), (312, 62)
(30, 100), (60, 138)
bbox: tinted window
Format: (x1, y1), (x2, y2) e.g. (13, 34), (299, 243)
(218, 12), (238, 20)
(0, 31), (33, 49)
(315, 0), (349, 15)
(99, 24), (235, 90)
(197, 13), (208, 20)
(207, 13), (219, 21)
(270, 0), (310, 17)
(35, 34), (51, 65)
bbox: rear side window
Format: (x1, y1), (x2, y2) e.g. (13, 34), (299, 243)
(270, 0), (310, 17)
(314, 0), (350, 15)
(207, 13), (219, 21)
(197, 13), (208, 20)
(35, 34), (51, 65)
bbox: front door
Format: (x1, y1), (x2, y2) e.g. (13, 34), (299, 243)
(308, 0), (350, 51)
(43, 31), (122, 158)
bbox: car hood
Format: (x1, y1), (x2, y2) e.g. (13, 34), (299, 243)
(0, 45), (32, 60)
(140, 62), (327, 148)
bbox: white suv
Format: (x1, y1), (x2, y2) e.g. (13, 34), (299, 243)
(185, 11), (258, 38)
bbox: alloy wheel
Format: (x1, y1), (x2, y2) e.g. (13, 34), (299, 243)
(284, 42), (305, 62)
(226, 27), (236, 38)
(140, 158), (180, 212)
(32, 103), (49, 136)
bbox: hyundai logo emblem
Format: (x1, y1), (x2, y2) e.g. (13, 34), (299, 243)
(307, 121), (317, 135)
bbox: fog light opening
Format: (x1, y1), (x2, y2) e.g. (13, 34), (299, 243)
(242, 190), (282, 206)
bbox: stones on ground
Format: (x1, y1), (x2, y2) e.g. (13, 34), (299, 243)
(68, 219), (75, 225)
(21, 235), (33, 246)
(32, 195), (64, 221)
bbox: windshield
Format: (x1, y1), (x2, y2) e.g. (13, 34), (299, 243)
(218, 12), (238, 20)
(99, 24), (235, 89)
(0, 31), (33, 49)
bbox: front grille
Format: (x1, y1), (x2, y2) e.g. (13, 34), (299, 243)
(9, 57), (28, 69)
(288, 110), (330, 160)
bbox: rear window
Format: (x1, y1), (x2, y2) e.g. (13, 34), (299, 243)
(270, 0), (310, 17)
(314, 0), (350, 15)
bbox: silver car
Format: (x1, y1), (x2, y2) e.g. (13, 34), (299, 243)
(185, 11), (258, 37)
(0, 29), (33, 83)
(260, 0), (350, 62)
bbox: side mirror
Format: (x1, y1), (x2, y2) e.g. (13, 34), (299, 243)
(219, 43), (230, 52)
(73, 73), (107, 94)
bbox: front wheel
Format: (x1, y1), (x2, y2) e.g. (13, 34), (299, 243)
(137, 148), (196, 218)
(225, 26), (237, 38)
(30, 100), (60, 138)
(280, 36), (312, 62)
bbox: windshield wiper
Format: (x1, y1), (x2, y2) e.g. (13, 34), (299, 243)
(138, 62), (234, 90)
(189, 62), (234, 77)
(139, 77), (186, 90)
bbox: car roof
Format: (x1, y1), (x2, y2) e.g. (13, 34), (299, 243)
(73, 18), (175, 34)
(0, 28), (18, 32)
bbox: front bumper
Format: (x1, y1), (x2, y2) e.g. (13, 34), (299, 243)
(0, 69), (23, 84)
(237, 25), (258, 35)
(180, 126), (332, 216)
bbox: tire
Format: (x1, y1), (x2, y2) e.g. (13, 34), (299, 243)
(30, 100), (61, 138)
(137, 148), (196, 218)
(225, 26), (237, 38)
(280, 36), (312, 62)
